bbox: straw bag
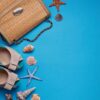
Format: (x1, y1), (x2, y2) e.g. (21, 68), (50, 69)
(0, 0), (50, 44)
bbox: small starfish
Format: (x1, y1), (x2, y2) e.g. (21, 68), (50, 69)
(49, 0), (66, 12)
(20, 66), (42, 86)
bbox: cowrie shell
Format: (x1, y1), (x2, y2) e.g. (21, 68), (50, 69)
(13, 7), (23, 16)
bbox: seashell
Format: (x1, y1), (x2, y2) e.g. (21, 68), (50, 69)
(55, 14), (63, 21)
(27, 56), (37, 65)
(5, 94), (13, 100)
(31, 94), (40, 100)
(13, 7), (23, 16)
(17, 87), (36, 100)
(23, 45), (34, 53)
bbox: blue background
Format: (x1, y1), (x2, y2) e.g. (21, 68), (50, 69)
(0, 0), (100, 100)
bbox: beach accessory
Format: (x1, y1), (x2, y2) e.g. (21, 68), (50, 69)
(49, 0), (66, 22)
(0, 0), (50, 44)
(27, 56), (37, 66)
(55, 14), (63, 21)
(20, 66), (42, 86)
(31, 94), (40, 100)
(17, 87), (36, 100)
(23, 44), (34, 53)
(15, 20), (53, 45)
(49, 0), (66, 11)
(0, 46), (23, 71)
(5, 94), (13, 100)
(0, 66), (19, 90)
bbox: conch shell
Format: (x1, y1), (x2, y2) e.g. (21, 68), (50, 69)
(17, 87), (36, 100)
(23, 45), (34, 53)
(31, 94), (40, 100)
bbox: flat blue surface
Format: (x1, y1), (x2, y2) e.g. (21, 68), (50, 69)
(0, 0), (100, 100)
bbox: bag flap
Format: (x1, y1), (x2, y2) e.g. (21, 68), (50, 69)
(0, 0), (15, 13)
(0, 0), (50, 44)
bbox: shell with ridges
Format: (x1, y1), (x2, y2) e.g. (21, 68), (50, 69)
(31, 94), (40, 100)
(23, 45), (34, 53)
(27, 56), (37, 65)
(17, 87), (36, 100)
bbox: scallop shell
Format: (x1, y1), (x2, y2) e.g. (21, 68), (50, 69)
(23, 45), (34, 53)
(31, 94), (40, 100)
(55, 14), (63, 21)
(27, 56), (37, 65)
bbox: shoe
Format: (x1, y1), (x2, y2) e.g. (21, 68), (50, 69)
(0, 46), (23, 71)
(0, 66), (20, 90)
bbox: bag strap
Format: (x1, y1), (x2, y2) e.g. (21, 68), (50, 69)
(15, 20), (53, 45)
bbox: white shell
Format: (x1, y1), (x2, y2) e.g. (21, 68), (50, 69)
(13, 7), (23, 16)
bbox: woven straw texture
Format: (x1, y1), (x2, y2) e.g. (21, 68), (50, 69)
(0, 0), (50, 44)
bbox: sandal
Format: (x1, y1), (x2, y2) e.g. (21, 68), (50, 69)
(0, 46), (23, 71)
(0, 66), (19, 90)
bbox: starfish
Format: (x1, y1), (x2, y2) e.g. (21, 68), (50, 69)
(49, 0), (66, 12)
(20, 66), (42, 86)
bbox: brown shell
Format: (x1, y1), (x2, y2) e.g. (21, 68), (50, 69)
(31, 94), (40, 100)
(23, 45), (34, 53)
(55, 14), (63, 21)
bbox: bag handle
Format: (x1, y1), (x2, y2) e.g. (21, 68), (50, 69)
(15, 20), (53, 45)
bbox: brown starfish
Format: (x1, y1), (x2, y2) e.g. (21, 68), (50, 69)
(49, 0), (66, 11)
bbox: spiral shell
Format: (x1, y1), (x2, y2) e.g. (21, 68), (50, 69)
(17, 87), (36, 100)
(23, 45), (34, 53)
